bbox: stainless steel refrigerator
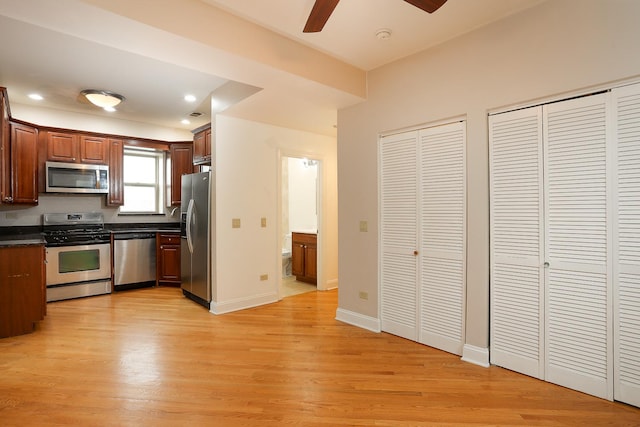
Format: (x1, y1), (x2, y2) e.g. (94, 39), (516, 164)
(180, 171), (212, 308)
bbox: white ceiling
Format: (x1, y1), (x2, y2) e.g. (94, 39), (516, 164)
(0, 0), (545, 137)
(206, 0), (546, 71)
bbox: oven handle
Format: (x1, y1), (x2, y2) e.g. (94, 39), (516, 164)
(186, 198), (195, 254)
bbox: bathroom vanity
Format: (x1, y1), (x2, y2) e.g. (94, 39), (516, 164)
(291, 232), (317, 285)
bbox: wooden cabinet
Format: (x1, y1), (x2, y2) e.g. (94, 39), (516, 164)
(156, 232), (181, 286)
(80, 135), (108, 164)
(192, 123), (212, 165)
(170, 143), (193, 206)
(0, 88), (10, 204)
(46, 131), (108, 164)
(291, 232), (317, 285)
(46, 131), (77, 162)
(0, 244), (46, 338)
(106, 138), (124, 206)
(8, 122), (39, 204)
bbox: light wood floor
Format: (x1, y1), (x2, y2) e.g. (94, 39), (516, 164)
(1, 287), (638, 426)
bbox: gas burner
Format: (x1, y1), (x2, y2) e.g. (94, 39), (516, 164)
(42, 212), (111, 247)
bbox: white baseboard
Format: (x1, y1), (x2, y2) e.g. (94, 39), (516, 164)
(325, 278), (338, 290)
(335, 308), (381, 333)
(461, 344), (490, 368)
(210, 292), (278, 315)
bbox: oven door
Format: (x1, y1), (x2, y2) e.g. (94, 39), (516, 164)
(46, 243), (111, 286)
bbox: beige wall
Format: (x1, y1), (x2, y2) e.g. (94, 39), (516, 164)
(213, 115), (337, 313)
(337, 0), (640, 349)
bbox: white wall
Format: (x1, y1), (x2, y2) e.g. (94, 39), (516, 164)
(212, 115), (337, 313)
(337, 0), (640, 353)
(288, 157), (318, 233)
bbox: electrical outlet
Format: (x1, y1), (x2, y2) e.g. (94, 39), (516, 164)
(261, 217), (267, 228)
(359, 220), (368, 232)
(260, 274), (268, 281)
(232, 218), (241, 228)
(359, 291), (368, 300)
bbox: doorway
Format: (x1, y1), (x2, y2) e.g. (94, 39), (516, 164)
(280, 155), (320, 298)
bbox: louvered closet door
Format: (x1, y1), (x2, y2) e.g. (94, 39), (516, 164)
(543, 93), (612, 400)
(489, 107), (544, 378)
(380, 132), (419, 341)
(419, 122), (466, 355)
(613, 84), (640, 407)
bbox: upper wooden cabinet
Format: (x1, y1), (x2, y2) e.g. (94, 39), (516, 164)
(170, 143), (194, 206)
(106, 138), (124, 206)
(192, 122), (212, 165)
(8, 122), (39, 205)
(80, 135), (108, 164)
(0, 88), (10, 204)
(45, 131), (108, 165)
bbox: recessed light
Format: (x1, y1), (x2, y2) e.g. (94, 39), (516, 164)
(28, 93), (43, 101)
(181, 119), (191, 125)
(184, 94), (196, 103)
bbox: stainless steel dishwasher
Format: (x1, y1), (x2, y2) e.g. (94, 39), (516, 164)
(113, 232), (156, 290)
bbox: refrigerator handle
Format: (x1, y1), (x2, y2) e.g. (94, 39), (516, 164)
(186, 198), (195, 254)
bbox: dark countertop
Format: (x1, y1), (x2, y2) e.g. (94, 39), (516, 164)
(0, 226), (45, 247)
(0, 223), (179, 247)
(0, 234), (45, 247)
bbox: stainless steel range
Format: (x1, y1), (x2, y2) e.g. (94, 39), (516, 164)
(43, 212), (112, 302)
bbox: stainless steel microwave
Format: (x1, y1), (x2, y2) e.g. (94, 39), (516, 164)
(45, 161), (109, 194)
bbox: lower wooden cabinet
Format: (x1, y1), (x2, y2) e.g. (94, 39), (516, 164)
(291, 232), (317, 285)
(0, 244), (46, 338)
(156, 232), (181, 286)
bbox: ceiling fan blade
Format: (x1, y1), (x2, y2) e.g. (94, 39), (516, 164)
(303, 0), (340, 33)
(403, 0), (447, 14)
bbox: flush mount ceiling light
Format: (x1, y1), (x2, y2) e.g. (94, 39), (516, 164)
(81, 89), (125, 110)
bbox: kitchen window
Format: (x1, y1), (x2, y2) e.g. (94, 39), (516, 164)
(120, 147), (165, 214)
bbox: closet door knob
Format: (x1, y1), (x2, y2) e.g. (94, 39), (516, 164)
(413, 250), (419, 256)
(544, 262), (550, 268)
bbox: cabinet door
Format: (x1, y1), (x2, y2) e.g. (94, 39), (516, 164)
(0, 245), (45, 338)
(10, 122), (38, 204)
(193, 131), (206, 164)
(291, 241), (305, 277)
(80, 135), (108, 164)
(159, 245), (181, 282)
(107, 139), (124, 206)
(0, 90), (9, 204)
(305, 244), (317, 280)
(47, 131), (78, 162)
(170, 144), (193, 206)
(205, 128), (212, 159)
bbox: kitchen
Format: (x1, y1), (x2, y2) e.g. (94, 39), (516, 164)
(0, 0), (342, 337)
(0, 81), (338, 340)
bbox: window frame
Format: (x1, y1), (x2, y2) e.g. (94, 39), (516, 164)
(120, 147), (166, 214)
